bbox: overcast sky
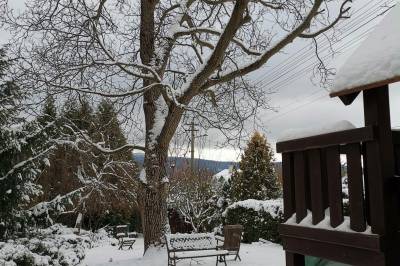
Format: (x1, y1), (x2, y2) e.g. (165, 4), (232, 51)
(1, 0), (399, 162)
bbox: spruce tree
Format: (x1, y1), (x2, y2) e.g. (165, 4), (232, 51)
(230, 132), (280, 201)
(0, 48), (54, 238)
(94, 99), (130, 154)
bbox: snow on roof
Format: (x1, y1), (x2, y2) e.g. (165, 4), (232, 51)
(214, 168), (232, 180)
(278, 120), (355, 142)
(331, 4), (400, 97)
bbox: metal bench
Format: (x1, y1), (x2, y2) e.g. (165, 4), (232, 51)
(165, 233), (229, 266)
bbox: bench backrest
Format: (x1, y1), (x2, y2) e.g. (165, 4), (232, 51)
(223, 225), (243, 251)
(165, 233), (217, 252)
(114, 225), (128, 237)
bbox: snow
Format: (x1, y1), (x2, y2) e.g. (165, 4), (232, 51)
(331, 3), (400, 94)
(165, 233), (217, 250)
(278, 120), (355, 142)
(138, 168), (147, 184)
(148, 96), (168, 147)
(223, 199), (283, 218)
(0, 224), (91, 266)
(81, 237), (285, 266)
(171, 250), (229, 259)
(285, 209), (373, 235)
(214, 168), (232, 181)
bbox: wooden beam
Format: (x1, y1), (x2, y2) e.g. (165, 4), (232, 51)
(308, 149), (325, 225)
(277, 126), (376, 153)
(280, 224), (385, 266)
(294, 152), (308, 223)
(282, 153), (296, 221)
(280, 224), (382, 252)
(345, 143), (366, 232)
(326, 146), (344, 228)
(285, 252), (305, 266)
(339, 91), (360, 106)
(329, 76), (400, 98)
(363, 86), (396, 236)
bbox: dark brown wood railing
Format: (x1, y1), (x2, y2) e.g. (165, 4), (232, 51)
(393, 130), (400, 176)
(277, 126), (377, 232)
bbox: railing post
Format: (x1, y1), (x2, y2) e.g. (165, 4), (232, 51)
(326, 146), (343, 228)
(286, 252), (305, 266)
(363, 86), (399, 265)
(363, 86), (396, 235)
(294, 151), (308, 223)
(282, 153), (295, 221)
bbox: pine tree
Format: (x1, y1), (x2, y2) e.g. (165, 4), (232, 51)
(230, 132), (280, 201)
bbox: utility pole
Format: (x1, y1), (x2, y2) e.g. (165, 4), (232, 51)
(185, 120), (199, 172)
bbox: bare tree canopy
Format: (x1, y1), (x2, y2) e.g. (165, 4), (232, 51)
(0, 0), (351, 251)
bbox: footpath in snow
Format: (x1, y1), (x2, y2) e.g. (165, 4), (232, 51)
(81, 237), (285, 266)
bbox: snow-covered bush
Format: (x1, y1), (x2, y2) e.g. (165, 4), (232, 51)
(0, 224), (91, 266)
(223, 199), (284, 243)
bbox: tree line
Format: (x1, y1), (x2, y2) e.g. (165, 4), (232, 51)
(0, 48), (139, 238)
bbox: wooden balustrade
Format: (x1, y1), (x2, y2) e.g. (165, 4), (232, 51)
(278, 126), (375, 231)
(393, 130), (400, 176)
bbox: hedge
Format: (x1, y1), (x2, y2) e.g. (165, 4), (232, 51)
(223, 199), (284, 243)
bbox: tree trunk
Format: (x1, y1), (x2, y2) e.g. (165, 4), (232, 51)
(139, 146), (169, 251)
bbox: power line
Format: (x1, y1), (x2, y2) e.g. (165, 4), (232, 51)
(265, 94), (329, 123)
(262, 23), (375, 115)
(255, 1), (395, 89)
(252, 0), (384, 85)
(256, 3), (396, 121)
(252, 0), (394, 86)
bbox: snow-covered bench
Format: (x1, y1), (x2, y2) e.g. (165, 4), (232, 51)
(165, 233), (229, 266)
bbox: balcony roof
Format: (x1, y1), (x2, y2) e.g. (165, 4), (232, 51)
(330, 3), (400, 101)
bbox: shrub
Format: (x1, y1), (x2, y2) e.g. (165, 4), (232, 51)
(223, 199), (284, 243)
(0, 224), (91, 266)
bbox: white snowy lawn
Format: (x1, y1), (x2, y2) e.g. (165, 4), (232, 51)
(81, 237), (285, 266)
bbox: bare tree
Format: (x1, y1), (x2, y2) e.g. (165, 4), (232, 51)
(0, 0), (351, 250)
(168, 166), (215, 233)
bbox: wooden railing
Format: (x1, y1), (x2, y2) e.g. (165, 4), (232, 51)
(277, 126), (377, 232)
(393, 130), (400, 176)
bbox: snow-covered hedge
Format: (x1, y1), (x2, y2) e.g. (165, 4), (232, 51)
(0, 224), (91, 266)
(223, 199), (284, 243)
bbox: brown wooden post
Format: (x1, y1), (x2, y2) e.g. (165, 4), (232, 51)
(294, 151), (308, 223)
(326, 146), (343, 228)
(308, 149), (325, 225)
(346, 143), (366, 232)
(363, 86), (398, 264)
(282, 153), (296, 220)
(286, 252), (305, 266)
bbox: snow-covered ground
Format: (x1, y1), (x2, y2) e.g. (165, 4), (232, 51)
(81, 237), (285, 266)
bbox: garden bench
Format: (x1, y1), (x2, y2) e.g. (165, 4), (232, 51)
(118, 237), (136, 250)
(165, 233), (229, 266)
(114, 225), (137, 250)
(216, 225), (243, 261)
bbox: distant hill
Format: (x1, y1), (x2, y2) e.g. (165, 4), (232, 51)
(133, 153), (237, 174)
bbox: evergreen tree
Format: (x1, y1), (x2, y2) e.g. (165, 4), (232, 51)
(0, 48), (55, 238)
(38, 95), (57, 124)
(36, 98), (138, 230)
(230, 132), (280, 201)
(94, 99), (130, 155)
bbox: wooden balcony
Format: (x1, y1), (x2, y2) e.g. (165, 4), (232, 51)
(277, 124), (400, 266)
